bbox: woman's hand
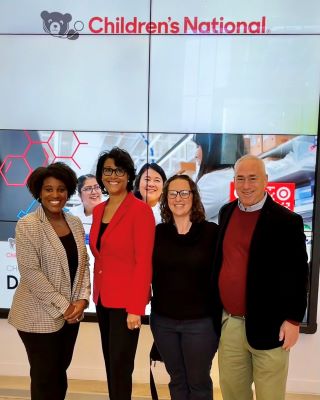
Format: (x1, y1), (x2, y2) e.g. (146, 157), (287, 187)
(63, 304), (75, 320)
(64, 299), (88, 324)
(127, 313), (141, 330)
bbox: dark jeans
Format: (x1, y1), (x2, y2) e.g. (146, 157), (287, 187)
(96, 301), (140, 400)
(150, 312), (218, 400)
(18, 322), (79, 400)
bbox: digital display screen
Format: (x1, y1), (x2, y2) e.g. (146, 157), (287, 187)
(0, 0), (319, 331)
(0, 131), (317, 318)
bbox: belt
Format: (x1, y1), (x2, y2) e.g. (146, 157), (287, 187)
(223, 309), (246, 320)
(229, 313), (245, 320)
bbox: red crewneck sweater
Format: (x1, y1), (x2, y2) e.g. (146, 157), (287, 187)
(219, 206), (260, 316)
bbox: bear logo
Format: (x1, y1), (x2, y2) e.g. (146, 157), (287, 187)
(41, 11), (83, 40)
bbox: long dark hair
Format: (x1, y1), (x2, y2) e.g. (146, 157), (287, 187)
(134, 163), (167, 200)
(160, 175), (205, 224)
(193, 133), (245, 181)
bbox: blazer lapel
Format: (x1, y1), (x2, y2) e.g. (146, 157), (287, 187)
(248, 194), (273, 256)
(36, 206), (71, 287)
(90, 200), (106, 256)
(218, 201), (237, 246)
(65, 212), (83, 294)
(90, 193), (133, 254)
(104, 192), (133, 237)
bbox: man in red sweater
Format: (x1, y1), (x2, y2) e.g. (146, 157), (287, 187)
(213, 155), (308, 400)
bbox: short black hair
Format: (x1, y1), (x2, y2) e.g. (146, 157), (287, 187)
(133, 163), (167, 200)
(27, 162), (77, 201)
(96, 147), (136, 194)
(77, 174), (96, 195)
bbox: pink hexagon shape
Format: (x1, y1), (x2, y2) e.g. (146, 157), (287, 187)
(0, 155), (32, 186)
(47, 131), (80, 158)
(24, 143), (49, 169)
(46, 131), (86, 169)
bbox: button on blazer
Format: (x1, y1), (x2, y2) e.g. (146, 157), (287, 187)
(8, 206), (91, 333)
(90, 192), (155, 315)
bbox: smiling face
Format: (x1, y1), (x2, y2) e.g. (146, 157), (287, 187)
(167, 178), (193, 220)
(80, 177), (102, 214)
(40, 176), (68, 217)
(102, 158), (128, 197)
(234, 158), (268, 208)
(139, 168), (164, 207)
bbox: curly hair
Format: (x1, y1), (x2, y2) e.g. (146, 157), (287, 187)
(27, 162), (77, 201)
(160, 175), (205, 224)
(95, 147), (136, 194)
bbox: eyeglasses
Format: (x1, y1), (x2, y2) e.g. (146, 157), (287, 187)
(103, 167), (126, 177)
(168, 190), (193, 199)
(81, 184), (102, 193)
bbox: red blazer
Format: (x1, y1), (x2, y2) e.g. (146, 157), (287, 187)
(90, 192), (155, 315)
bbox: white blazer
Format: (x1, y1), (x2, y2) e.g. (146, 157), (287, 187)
(8, 206), (91, 333)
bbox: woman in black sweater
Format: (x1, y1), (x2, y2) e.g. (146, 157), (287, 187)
(151, 174), (219, 400)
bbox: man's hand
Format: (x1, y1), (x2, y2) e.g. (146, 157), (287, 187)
(279, 320), (300, 351)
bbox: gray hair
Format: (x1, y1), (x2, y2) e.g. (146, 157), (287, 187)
(234, 154), (267, 176)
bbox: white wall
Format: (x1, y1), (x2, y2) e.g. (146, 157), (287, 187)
(287, 285), (320, 394)
(1, 286), (319, 394)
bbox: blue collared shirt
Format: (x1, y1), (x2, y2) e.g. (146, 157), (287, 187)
(238, 192), (267, 212)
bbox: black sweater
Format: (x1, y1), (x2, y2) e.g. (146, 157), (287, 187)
(151, 221), (218, 320)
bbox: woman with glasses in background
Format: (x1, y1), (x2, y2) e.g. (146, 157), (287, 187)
(89, 147), (155, 400)
(150, 174), (219, 400)
(71, 174), (103, 239)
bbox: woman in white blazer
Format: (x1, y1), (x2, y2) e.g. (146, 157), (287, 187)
(8, 162), (91, 400)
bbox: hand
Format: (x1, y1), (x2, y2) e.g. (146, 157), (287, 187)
(127, 313), (141, 330)
(63, 304), (75, 319)
(279, 320), (300, 351)
(64, 300), (87, 324)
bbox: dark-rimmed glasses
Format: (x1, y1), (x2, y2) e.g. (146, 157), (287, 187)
(81, 184), (101, 193)
(103, 167), (126, 177)
(168, 190), (192, 199)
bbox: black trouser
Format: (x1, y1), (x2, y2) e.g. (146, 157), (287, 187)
(96, 300), (140, 400)
(18, 322), (79, 400)
(150, 313), (218, 400)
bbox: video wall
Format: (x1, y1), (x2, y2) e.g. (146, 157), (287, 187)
(0, 0), (320, 331)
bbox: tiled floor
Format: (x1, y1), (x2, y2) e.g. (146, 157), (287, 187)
(0, 376), (319, 399)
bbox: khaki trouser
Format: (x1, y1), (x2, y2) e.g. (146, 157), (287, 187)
(218, 311), (289, 400)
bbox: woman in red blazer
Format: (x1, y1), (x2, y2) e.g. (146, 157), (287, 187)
(90, 147), (155, 400)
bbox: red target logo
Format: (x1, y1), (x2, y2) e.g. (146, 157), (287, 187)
(230, 182), (295, 210)
(276, 186), (291, 202)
